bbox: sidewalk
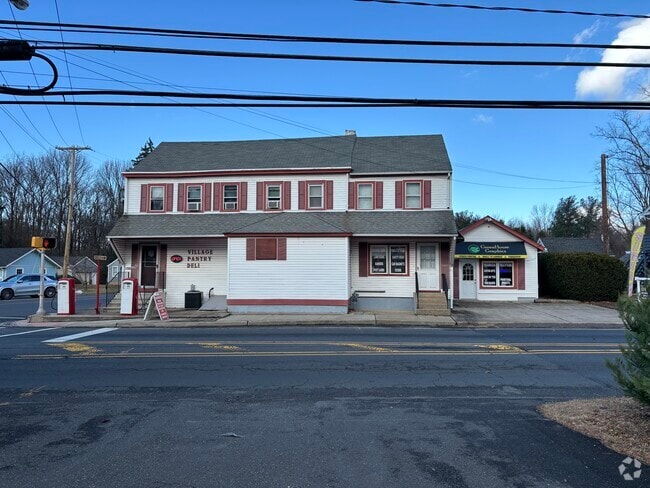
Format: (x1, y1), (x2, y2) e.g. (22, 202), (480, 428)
(19, 301), (624, 329)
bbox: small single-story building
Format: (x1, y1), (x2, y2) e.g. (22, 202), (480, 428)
(0, 248), (60, 280)
(454, 216), (544, 301)
(50, 255), (98, 285)
(107, 258), (123, 284)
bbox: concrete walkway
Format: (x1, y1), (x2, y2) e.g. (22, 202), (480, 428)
(19, 301), (624, 328)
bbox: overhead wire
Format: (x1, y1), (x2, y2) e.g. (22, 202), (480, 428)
(53, 0), (85, 145)
(353, 0), (650, 20)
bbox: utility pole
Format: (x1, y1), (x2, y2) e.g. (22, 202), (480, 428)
(601, 153), (609, 255)
(56, 145), (91, 277)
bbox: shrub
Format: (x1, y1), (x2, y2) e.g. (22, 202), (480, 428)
(607, 297), (650, 405)
(538, 252), (627, 301)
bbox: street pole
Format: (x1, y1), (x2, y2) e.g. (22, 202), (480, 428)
(601, 154), (609, 255)
(56, 146), (91, 278)
(36, 249), (45, 316)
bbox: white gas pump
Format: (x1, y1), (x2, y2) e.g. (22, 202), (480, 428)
(120, 278), (139, 315)
(57, 278), (76, 315)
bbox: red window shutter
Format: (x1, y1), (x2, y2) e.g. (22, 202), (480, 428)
(517, 260), (526, 290)
(131, 243), (140, 280)
(246, 238), (256, 261)
(165, 183), (173, 212)
(298, 181), (306, 209)
(395, 181), (403, 209)
(256, 238), (278, 260)
(140, 184), (148, 212)
(203, 183), (212, 212)
(325, 180), (334, 210)
(348, 182), (356, 209)
(375, 181), (383, 209)
(213, 182), (221, 212)
(424, 180), (432, 208)
(359, 242), (368, 277)
(240, 182), (248, 210)
(177, 183), (186, 212)
(283, 181), (291, 210)
(278, 237), (287, 260)
(256, 182), (264, 210)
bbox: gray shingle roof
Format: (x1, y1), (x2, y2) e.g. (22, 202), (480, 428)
(539, 237), (604, 254)
(0, 247), (34, 267)
(108, 211), (457, 237)
(126, 135), (451, 175)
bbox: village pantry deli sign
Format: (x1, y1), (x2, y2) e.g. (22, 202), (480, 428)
(171, 249), (214, 268)
(455, 242), (527, 259)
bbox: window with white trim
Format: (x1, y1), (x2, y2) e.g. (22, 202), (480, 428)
(149, 186), (164, 211)
(308, 184), (323, 209)
(482, 261), (514, 287)
(223, 184), (238, 210)
(404, 182), (421, 209)
(370, 245), (408, 275)
(357, 183), (373, 209)
(187, 186), (202, 212)
(267, 184), (282, 210)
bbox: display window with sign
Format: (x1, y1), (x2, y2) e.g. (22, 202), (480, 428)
(369, 244), (409, 276)
(481, 261), (514, 287)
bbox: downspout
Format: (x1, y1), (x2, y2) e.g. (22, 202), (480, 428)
(450, 235), (457, 309)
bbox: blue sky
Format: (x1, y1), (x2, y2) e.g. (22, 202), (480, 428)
(1, 0), (650, 222)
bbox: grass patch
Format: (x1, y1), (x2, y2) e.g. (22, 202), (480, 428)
(539, 397), (650, 464)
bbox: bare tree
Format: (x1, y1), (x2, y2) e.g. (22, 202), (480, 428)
(529, 203), (555, 238)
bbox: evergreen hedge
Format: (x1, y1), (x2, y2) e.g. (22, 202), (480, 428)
(538, 252), (627, 301)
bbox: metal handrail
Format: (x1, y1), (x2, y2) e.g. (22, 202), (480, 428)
(441, 273), (449, 300)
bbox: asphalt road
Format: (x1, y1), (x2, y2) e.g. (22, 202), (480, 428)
(0, 326), (639, 487)
(0, 292), (109, 322)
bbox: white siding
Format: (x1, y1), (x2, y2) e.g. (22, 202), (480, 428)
(351, 175), (450, 210)
(228, 237), (348, 300)
(350, 240), (416, 298)
(165, 239), (227, 308)
(464, 223), (519, 242)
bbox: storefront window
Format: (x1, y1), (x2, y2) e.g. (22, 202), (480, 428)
(370, 245), (408, 275)
(357, 183), (373, 209)
(482, 261), (514, 287)
(370, 246), (387, 274)
(389, 245), (407, 274)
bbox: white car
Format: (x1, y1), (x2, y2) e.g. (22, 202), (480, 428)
(0, 274), (58, 300)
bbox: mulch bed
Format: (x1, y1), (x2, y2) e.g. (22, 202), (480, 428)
(539, 397), (650, 464)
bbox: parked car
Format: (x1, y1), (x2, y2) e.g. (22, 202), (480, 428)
(0, 274), (58, 300)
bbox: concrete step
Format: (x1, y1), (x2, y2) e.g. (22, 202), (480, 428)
(417, 308), (451, 316)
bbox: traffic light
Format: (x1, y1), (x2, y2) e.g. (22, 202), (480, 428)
(30, 236), (56, 249)
(42, 237), (56, 249)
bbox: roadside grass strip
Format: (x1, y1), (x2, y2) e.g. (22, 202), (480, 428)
(196, 342), (242, 351)
(49, 342), (100, 356)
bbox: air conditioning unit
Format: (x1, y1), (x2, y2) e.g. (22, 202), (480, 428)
(224, 202), (237, 210)
(268, 200), (280, 209)
(187, 202), (201, 212)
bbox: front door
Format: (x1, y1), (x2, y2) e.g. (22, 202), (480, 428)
(141, 245), (158, 287)
(459, 259), (477, 299)
(417, 243), (439, 290)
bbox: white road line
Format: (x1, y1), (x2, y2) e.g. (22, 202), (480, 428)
(43, 327), (119, 343)
(0, 317), (26, 320)
(0, 327), (59, 338)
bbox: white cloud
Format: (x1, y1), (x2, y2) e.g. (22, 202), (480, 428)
(576, 18), (650, 100)
(573, 20), (601, 44)
(472, 114), (494, 124)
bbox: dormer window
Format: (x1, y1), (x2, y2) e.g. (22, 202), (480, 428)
(267, 184), (282, 210)
(150, 186), (164, 211)
(187, 186), (202, 212)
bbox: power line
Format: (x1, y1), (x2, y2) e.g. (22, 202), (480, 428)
(53, 0), (85, 145)
(33, 42), (650, 69)
(0, 105), (49, 151)
(454, 178), (593, 190)
(1, 19), (649, 50)
(455, 163), (593, 184)
(353, 0), (650, 20)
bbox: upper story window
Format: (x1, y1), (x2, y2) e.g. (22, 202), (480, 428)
(223, 184), (238, 210)
(404, 182), (422, 209)
(150, 186), (165, 211)
(187, 186), (202, 212)
(267, 184), (282, 210)
(308, 184), (324, 209)
(357, 183), (373, 209)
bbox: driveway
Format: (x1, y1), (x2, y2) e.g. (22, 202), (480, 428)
(452, 301), (622, 327)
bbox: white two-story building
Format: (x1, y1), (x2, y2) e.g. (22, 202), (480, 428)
(107, 133), (457, 314)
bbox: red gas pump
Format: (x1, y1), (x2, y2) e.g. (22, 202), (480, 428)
(57, 278), (76, 315)
(120, 278), (139, 316)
